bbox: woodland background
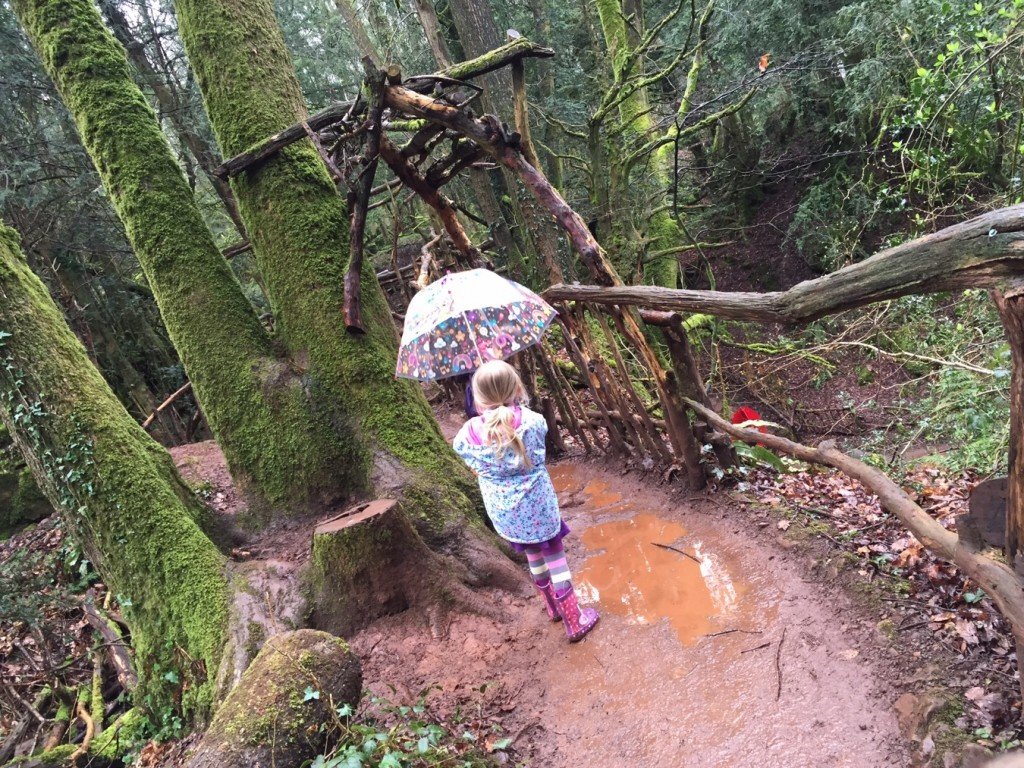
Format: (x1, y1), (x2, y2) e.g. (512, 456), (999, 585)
(1, 0), (1023, 763)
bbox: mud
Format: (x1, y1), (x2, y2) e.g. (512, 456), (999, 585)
(353, 459), (911, 766)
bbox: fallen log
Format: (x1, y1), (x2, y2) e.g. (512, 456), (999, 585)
(544, 204), (1024, 323)
(684, 395), (1024, 701)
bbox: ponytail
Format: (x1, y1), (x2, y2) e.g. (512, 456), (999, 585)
(480, 405), (533, 469)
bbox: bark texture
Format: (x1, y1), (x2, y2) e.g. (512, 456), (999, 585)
(0, 223), (229, 718)
(993, 280), (1024, 564)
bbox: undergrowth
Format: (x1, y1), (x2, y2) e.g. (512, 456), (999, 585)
(309, 687), (507, 768)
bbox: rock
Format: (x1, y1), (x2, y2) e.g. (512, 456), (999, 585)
(186, 629), (362, 768)
(894, 691), (948, 740)
(921, 735), (935, 756)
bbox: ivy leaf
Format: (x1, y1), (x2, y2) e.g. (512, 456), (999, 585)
(488, 737), (513, 752)
(303, 686), (320, 702)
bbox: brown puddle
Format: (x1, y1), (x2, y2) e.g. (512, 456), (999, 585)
(552, 462), (746, 645)
(576, 514), (743, 644)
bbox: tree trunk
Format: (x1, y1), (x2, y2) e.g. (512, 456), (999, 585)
(993, 280), (1024, 568)
(333, 0), (382, 66)
(442, 0), (562, 279)
(172, 0), (520, 612)
(0, 222), (230, 718)
(528, 0), (563, 188)
(12, 0), (349, 509)
(96, 0), (247, 237)
(445, 0), (512, 109)
(410, 0), (454, 69)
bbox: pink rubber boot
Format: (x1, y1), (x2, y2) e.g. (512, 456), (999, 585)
(553, 585), (599, 642)
(534, 581), (562, 621)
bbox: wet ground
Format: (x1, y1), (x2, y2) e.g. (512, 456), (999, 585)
(354, 453), (911, 766)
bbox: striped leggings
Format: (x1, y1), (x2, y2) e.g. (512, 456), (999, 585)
(523, 541), (572, 590)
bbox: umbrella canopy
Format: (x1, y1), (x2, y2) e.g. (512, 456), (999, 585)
(396, 268), (556, 381)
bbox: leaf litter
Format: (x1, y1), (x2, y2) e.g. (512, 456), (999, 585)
(749, 463), (1022, 747)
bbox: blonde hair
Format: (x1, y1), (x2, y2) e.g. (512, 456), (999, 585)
(472, 360), (532, 469)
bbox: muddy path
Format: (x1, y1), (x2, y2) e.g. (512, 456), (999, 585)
(350, 412), (911, 766)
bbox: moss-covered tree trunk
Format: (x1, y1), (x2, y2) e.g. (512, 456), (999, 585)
(591, 0), (687, 287)
(0, 223), (229, 717)
(171, 0), (521, 614)
(11, 0), (351, 508)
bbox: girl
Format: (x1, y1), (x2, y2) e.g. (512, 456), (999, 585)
(453, 360), (599, 642)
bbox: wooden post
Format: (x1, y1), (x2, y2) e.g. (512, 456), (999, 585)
(640, 309), (736, 468)
(608, 308), (706, 487)
(532, 346), (598, 454)
(556, 314), (629, 455)
(993, 279), (1024, 569)
(342, 62), (385, 333)
(571, 304), (653, 465)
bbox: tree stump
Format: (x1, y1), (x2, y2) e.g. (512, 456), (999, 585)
(309, 499), (418, 635)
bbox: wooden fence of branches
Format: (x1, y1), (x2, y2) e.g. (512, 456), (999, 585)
(217, 36), (728, 486)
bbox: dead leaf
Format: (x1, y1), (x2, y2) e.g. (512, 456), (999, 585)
(955, 618), (980, 646)
(777, 519), (790, 531)
(965, 686), (986, 702)
(758, 53), (770, 73)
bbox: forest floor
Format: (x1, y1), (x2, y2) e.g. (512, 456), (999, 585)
(1, 405), (1016, 766)
(353, 458), (910, 766)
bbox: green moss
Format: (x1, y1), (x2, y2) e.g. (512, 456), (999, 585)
(0, 224), (230, 721)
(876, 618), (898, 642)
(173, 0), (481, 522)
(13, 467), (52, 520)
(91, 708), (149, 760)
(644, 211), (683, 288)
(204, 631), (359, 760)
(3, 744), (77, 767)
(245, 620), (267, 660)
(10, 0), (347, 509)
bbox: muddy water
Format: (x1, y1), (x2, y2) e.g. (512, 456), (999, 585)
(551, 466), (747, 644)
(538, 463), (904, 767)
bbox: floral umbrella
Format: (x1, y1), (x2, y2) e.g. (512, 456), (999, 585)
(396, 268), (557, 381)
